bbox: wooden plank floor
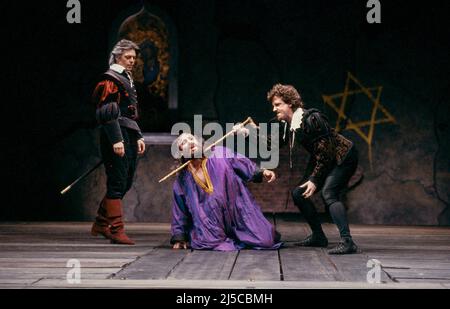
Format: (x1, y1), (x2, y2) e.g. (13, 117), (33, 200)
(0, 218), (449, 288)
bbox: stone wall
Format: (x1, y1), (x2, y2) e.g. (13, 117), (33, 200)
(3, 0), (449, 225)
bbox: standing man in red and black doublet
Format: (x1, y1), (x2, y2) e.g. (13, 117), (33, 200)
(91, 39), (146, 245)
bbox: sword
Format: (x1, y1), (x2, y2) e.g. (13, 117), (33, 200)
(60, 160), (103, 195)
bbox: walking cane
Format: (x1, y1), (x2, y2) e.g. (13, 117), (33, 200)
(158, 117), (255, 183)
(60, 160), (103, 195)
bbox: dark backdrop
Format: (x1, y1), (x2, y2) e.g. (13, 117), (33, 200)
(2, 0), (449, 224)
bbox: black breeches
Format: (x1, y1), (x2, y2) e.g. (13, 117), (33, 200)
(321, 147), (358, 207)
(292, 147), (358, 238)
(292, 187), (323, 234)
(100, 127), (138, 200)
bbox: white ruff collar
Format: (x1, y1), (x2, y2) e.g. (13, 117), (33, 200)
(290, 108), (304, 132)
(110, 63), (126, 74)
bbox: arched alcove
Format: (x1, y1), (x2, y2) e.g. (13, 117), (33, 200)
(113, 3), (178, 133)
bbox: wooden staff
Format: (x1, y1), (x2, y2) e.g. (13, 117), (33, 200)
(158, 117), (254, 183)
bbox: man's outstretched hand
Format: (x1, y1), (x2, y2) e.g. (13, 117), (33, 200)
(300, 180), (317, 199)
(173, 241), (189, 250)
(232, 123), (250, 137)
(263, 170), (276, 183)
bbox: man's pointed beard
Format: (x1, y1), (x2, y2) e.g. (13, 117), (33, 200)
(181, 143), (204, 159)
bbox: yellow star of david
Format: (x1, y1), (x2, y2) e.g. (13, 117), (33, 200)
(322, 72), (396, 170)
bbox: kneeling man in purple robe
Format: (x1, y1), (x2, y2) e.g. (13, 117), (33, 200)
(170, 133), (282, 251)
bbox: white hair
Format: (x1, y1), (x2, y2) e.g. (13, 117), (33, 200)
(108, 39), (140, 66)
(173, 133), (204, 159)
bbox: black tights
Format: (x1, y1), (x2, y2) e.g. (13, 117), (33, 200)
(101, 127), (138, 199)
(292, 147), (358, 239)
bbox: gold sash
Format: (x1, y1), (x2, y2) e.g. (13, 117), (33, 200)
(189, 158), (214, 194)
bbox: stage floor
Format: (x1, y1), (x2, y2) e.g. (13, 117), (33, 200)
(1, 216), (449, 289)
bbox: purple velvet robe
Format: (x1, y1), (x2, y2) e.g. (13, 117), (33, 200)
(171, 146), (282, 251)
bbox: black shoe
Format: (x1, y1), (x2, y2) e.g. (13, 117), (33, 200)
(328, 238), (358, 255)
(296, 233), (328, 247)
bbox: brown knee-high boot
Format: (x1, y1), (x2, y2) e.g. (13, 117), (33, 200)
(105, 198), (135, 245)
(91, 198), (113, 239)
